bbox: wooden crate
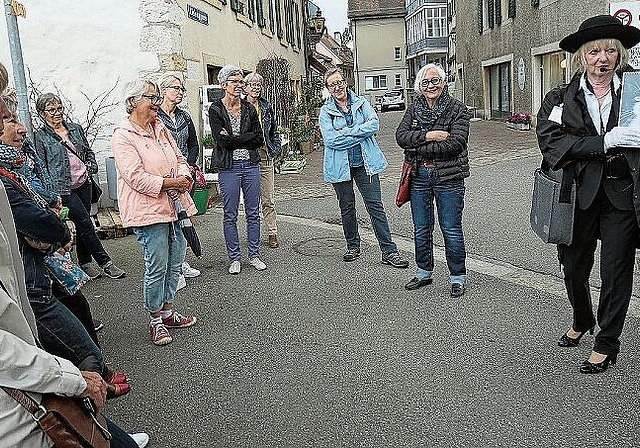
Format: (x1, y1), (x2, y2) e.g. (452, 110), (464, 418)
(94, 208), (131, 239)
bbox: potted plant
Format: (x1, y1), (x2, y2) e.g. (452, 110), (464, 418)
(506, 112), (532, 131)
(202, 134), (215, 149)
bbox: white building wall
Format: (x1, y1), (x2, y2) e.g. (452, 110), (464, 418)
(0, 0), (159, 176)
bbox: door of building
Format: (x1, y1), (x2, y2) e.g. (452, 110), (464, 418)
(489, 62), (511, 118)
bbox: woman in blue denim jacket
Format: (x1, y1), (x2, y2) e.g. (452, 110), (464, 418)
(34, 93), (125, 280)
(318, 67), (408, 268)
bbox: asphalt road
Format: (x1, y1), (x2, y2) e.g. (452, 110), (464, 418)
(87, 112), (640, 447)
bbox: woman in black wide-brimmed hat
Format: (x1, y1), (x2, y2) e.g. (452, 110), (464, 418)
(537, 15), (640, 374)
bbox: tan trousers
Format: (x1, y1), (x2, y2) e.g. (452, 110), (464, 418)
(259, 159), (277, 235)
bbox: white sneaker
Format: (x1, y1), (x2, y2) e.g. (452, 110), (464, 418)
(176, 274), (186, 291)
(182, 261), (201, 278)
(129, 433), (149, 448)
(229, 260), (241, 275)
(249, 257), (267, 271)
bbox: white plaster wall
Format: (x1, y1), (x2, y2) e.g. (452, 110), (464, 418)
(1, 0), (159, 176)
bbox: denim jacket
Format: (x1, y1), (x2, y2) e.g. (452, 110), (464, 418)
(319, 89), (388, 183)
(257, 98), (282, 159)
(0, 176), (71, 299)
(34, 121), (98, 196)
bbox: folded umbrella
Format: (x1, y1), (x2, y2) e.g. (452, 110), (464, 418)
(170, 194), (202, 257)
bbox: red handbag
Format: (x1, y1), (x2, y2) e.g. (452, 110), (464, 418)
(395, 161), (412, 207)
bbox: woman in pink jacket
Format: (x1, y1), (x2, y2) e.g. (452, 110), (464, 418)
(111, 79), (197, 346)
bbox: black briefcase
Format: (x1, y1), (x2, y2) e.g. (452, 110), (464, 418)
(529, 167), (576, 245)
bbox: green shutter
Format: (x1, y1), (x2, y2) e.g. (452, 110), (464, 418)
(488, 0), (494, 28)
(495, 0), (502, 25)
(508, 0), (516, 18)
(478, 0), (483, 33)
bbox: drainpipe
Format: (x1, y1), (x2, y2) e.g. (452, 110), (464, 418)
(3, 0), (33, 142)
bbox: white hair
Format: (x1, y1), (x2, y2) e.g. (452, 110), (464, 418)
(158, 73), (183, 90)
(243, 72), (263, 84)
(414, 64), (447, 93)
(218, 65), (243, 84)
(123, 79), (159, 114)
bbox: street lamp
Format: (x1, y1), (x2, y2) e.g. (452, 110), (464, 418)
(309, 9), (326, 45)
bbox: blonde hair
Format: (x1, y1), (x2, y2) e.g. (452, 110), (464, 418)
(571, 38), (628, 73)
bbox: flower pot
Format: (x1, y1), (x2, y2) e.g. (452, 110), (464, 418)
(507, 122), (531, 131)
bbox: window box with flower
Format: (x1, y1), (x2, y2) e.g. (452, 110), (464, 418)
(506, 112), (532, 131)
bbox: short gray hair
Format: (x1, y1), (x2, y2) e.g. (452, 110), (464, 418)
(414, 63), (447, 93)
(218, 65), (243, 84)
(123, 79), (159, 114)
(243, 72), (263, 84)
(36, 93), (62, 114)
(323, 67), (344, 86)
(158, 73), (183, 90)
(0, 62), (8, 94)
(2, 90), (18, 115)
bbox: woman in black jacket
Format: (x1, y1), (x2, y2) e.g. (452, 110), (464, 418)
(208, 65), (265, 275)
(536, 16), (640, 374)
(395, 63), (471, 297)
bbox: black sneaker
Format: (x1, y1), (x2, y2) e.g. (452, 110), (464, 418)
(343, 248), (361, 262)
(381, 251), (409, 268)
(102, 262), (126, 279)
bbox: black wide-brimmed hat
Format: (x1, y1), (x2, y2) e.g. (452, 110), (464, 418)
(559, 15), (640, 53)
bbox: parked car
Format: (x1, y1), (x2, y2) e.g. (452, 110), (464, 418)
(380, 90), (405, 112)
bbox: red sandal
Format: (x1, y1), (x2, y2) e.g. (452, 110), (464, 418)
(106, 382), (131, 399)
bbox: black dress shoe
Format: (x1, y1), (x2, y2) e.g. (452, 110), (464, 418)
(450, 283), (465, 297)
(558, 327), (594, 347)
(405, 277), (433, 290)
(579, 354), (617, 374)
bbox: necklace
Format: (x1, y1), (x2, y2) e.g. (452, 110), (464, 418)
(129, 118), (152, 134)
(595, 87), (611, 100)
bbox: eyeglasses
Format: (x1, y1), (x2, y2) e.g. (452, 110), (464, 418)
(44, 106), (64, 115)
(420, 78), (443, 87)
(141, 94), (163, 105)
(227, 79), (245, 86)
(327, 80), (346, 90)
(167, 85), (186, 93)
(247, 82), (262, 89)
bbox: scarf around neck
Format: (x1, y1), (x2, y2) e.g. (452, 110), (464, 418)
(412, 88), (452, 130)
(0, 143), (49, 209)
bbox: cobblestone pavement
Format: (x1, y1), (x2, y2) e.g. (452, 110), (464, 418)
(273, 117), (539, 201)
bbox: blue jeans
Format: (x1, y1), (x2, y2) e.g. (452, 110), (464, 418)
(106, 418), (138, 447)
(218, 160), (261, 261)
(29, 294), (105, 375)
(63, 179), (111, 267)
(410, 166), (467, 284)
(133, 222), (186, 313)
(332, 166), (397, 254)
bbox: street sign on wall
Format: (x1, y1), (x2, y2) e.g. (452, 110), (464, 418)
(610, 1), (640, 68)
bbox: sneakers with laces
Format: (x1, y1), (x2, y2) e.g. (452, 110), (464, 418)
(381, 251), (409, 268)
(343, 248), (361, 262)
(81, 263), (102, 280)
(129, 433), (149, 448)
(182, 261), (201, 278)
(149, 322), (172, 346)
(162, 311), (197, 328)
(249, 257), (267, 271)
(229, 260), (241, 274)
(102, 261), (126, 279)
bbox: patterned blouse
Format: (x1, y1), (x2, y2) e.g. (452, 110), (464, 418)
(225, 105), (250, 161)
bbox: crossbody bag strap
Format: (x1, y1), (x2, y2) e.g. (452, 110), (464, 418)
(1, 386), (42, 415)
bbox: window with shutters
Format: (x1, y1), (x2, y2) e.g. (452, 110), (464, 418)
(494, 0), (501, 25)
(488, 0), (494, 28)
(477, 0), (483, 34)
(268, 0), (275, 32)
(257, 0), (266, 27)
(247, 0), (255, 21)
(295, 2), (301, 49)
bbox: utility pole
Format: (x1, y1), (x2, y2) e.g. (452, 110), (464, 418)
(4, 0), (33, 141)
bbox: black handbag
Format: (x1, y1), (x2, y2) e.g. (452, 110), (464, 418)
(529, 165), (576, 245)
(89, 176), (102, 204)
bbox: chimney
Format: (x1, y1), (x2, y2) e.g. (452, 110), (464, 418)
(334, 31), (342, 42)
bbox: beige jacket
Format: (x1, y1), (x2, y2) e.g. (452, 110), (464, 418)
(111, 117), (197, 228)
(0, 183), (86, 448)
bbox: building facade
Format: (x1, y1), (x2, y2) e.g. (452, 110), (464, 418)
(1, 0), (309, 171)
(455, 0), (613, 120)
(405, 0), (449, 86)
(348, 0), (407, 106)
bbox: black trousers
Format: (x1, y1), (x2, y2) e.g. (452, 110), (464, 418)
(52, 281), (100, 348)
(559, 188), (638, 355)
